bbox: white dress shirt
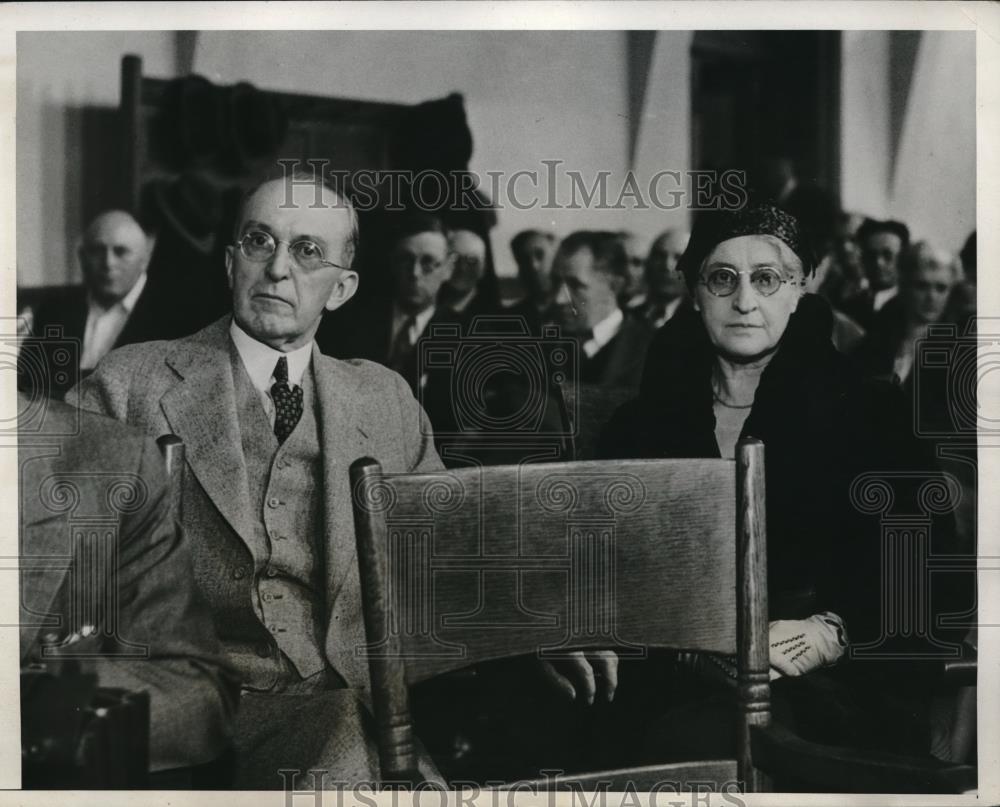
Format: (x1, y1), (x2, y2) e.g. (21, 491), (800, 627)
(582, 307), (624, 359)
(80, 273), (148, 370)
(229, 319), (313, 426)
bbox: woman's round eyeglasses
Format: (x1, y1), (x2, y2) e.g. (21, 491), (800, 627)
(699, 267), (804, 298)
(236, 230), (346, 271)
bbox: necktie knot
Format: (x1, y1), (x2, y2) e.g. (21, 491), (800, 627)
(270, 356), (302, 443)
(273, 355), (289, 384)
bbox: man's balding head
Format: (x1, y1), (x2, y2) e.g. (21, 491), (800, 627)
(79, 210), (155, 307)
(645, 229), (690, 303)
(226, 175), (360, 351)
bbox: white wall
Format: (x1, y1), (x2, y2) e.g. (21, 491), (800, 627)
(20, 30), (975, 286)
(627, 31), (693, 255)
(195, 31), (635, 278)
(16, 32), (176, 287)
(840, 30), (976, 254)
(891, 31), (976, 253)
(841, 31), (891, 219)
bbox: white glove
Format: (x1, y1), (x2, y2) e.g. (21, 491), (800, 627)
(768, 611), (849, 680)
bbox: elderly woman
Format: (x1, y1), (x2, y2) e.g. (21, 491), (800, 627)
(598, 203), (967, 760)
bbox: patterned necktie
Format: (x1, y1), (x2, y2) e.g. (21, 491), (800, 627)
(271, 356), (303, 443)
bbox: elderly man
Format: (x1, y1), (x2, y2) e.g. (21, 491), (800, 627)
(439, 228), (490, 316)
(635, 229), (691, 328)
(616, 230), (647, 310)
(552, 230), (654, 390)
(854, 240), (960, 385)
(20, 211), (169, 399)
(318, 213), (463, 394)
(68, 172), (443, 787)
(510, 229), (558, 315)
(18, 392), (237, 781)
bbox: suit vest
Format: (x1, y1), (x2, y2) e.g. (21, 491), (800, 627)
(231, 348), (327, 690)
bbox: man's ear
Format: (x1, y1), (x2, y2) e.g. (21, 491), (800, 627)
(324, 270), (360, 312)
(224, 245), (235, 290)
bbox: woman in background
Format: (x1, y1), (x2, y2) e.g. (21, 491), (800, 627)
(600, 203), (970, 762)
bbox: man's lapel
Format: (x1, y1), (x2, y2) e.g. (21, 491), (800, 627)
(312, 348), (374, 606)
(158, 320), (255, 545)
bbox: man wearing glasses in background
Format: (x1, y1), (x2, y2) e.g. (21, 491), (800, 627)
(318, 212), (461, 395)
(68, 171), (443, 788)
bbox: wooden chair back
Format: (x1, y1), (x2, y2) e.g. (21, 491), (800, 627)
(560, 383), (638, 460)
(350, 438), (769, 789)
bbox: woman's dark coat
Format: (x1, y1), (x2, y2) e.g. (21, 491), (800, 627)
(599, 293), (967, 660)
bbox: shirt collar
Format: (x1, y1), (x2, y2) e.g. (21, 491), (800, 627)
(873, 286), (898, 312)
(87, 272), (148, 315)
(589, 307), (624, 350)
(652, 297), (682, 328)
(229, 318), (313, 393)
(448, 290), (478, 314)
(393, 304), (437, 340)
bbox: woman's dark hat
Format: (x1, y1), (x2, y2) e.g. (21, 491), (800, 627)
(677, 202), (816, 285)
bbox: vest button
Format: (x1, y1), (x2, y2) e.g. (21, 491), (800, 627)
(233, 568), (246, 580)
(268, 497), (281, 509)
(266, 568), (278, 578)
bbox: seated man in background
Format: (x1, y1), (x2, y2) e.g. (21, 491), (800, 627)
(634, 228), (690, 329)
(438, 227), (496, 319)
(19, 211), (172, 400)
(510, 228), (558, 320)
(319, 212), (459, 394)
(552, 230), (654, 390)
(853, 240), (960, 386)
(18, 391), (237, 779)
(841, 217), (910, 329)
(68, 172), (443, 787)
(615, 230), (648, 311)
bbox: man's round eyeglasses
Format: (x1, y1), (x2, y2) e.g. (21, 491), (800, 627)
(699, 267), (804, 298)
(236, 230), (346, 271)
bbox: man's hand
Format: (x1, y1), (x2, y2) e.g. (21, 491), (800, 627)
(769, 612), (848, 680)
(539, 650), (619, 704)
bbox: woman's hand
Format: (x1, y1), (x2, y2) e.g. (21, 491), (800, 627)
(539, 650), (619, 704)
(769, 611), (849, 680)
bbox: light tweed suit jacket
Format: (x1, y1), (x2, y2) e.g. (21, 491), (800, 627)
(67, 316), (444, 784)
(68, 315), (443, 691)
